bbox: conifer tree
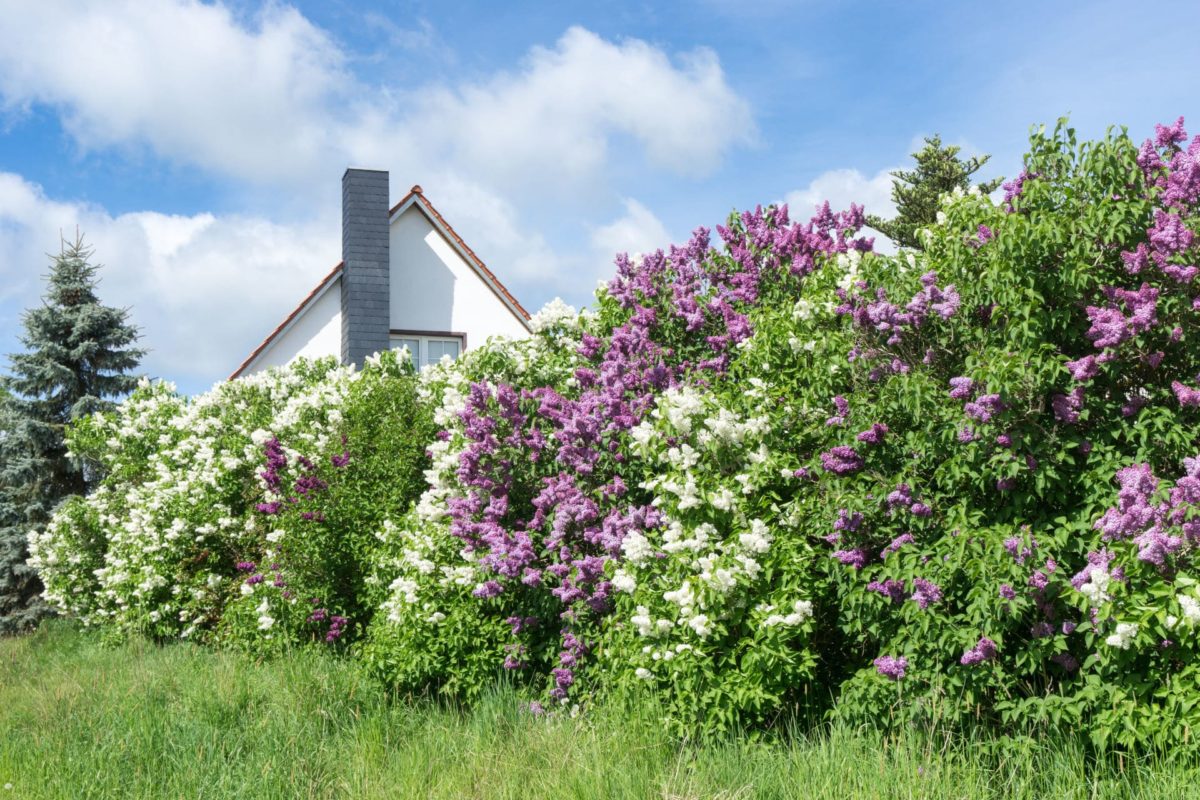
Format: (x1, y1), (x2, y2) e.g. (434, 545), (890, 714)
(0, 234), (144, 633)
(868, 135), (1002, 249)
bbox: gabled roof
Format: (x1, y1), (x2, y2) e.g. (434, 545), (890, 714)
(389, 185), (532, 325)
(229, 185), (531, 380)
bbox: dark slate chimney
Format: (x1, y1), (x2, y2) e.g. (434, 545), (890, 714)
(341, 168), (390, 366)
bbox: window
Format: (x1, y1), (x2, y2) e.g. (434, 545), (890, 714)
(388, 333), (462, 368)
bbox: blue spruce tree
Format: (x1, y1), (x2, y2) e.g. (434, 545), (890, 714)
(0, 235), (144, 633)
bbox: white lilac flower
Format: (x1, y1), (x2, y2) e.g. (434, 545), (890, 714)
(1179, 594), (1200, 624)
(635, 667), (654, 681)
(612, 570), (637, 594)
(1079, 567), (1112, 605)
(1105, 622), (1138, 649)
(621, 532), (654, 566)
(738, 520), (773, 554)
(529, 297), (578, 332)
(688, 614), (712, 638)
(631, 606), (654, 637)
(664, 581), (695, 610)
(710, 487), (735, 511)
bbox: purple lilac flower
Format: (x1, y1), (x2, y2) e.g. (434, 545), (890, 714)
(874, 655), (908, 680)
(886, 484), (913, 511)
(1172, 380), (1200, 407)
(832, 549), (869, 570)
(910, 578), (943, 610)
(834, 508), (864, 532)
(1001, 170), (1031, 212)
(1064, 355), (1100, 382)
(1052, 653), (1080, 672)
(820, 446), (864, 475)
(948, 377), (975, 400)
(856, 423), (889, 444)
(826, 395), (850, 426)
(964, 393), (1003, 423)
(1052, 387), (1085, 424)
(960, 636), (997, 666)
(1030, 622), (1054, 638)
(999, 584), (1017, 601)
(881, 533), (915, 558)
(867, 579), (907, 604)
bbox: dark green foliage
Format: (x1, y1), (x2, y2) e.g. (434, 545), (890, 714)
(868, 134), (1003, 249)
(0, 235), (143, 634)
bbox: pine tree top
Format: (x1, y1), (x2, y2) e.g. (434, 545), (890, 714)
(5, 234), (146, 422)
(867, 135), (1002, 250)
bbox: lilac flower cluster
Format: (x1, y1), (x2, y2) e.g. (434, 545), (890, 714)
(1084, 284), (1159, 349)
(874, 655), (908, 680)
(820, 446), (864, 475)
(440, 201), (873, 700)
(1001, 170), (1032, 213)
(1091, 459), (1200, 569)
(959, 636), (997, 666)
(255, 437), (338, 519)
(839, 271), (960, 351)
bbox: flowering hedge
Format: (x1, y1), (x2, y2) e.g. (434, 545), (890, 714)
(33, 118), (1200, 749)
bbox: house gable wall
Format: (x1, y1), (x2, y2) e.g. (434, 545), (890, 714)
(244, 276), (343, 373)
(389, 205), (530, 343)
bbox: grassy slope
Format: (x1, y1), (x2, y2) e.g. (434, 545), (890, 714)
(0, 622), (1195, 800)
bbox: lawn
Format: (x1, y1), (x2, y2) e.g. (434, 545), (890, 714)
(0, 621), (1194, 799)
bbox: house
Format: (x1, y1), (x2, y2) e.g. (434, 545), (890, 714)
(230, 169), (531, 379)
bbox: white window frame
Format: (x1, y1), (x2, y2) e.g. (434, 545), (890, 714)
(388, 331), (465, 369)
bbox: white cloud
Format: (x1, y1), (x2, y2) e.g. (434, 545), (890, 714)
(0, 1), (352, 186)
(589, 199), (671, 278)
(0, 7), (752, 195)
(410, 27), (753, 190)
(0, 172), (336, 391)
(784, 167), (899, 252)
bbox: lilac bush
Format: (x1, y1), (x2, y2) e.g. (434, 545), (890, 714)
(34, 117), (1200, 748)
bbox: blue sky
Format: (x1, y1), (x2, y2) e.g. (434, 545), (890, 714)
(1, 0), (1198, 395)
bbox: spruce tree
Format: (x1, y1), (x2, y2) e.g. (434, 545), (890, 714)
(868, 135), (1003, 249)
(0, 234), (144, 634)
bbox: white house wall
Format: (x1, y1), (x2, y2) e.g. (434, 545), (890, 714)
(389, 207), (530, 344)
(249, 278), (343, 372)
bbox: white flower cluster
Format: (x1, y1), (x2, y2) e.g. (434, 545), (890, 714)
(30, 357), (356, 636)
(760, 600), (815, 627)
(1166, 591), (1200, 630)
(1105, 621), (1138, 650)
(1077, 567), (1112, 605)
(529, 297), (580, 333)
(376, 518), (475, 626)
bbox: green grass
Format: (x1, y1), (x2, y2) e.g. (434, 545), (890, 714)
(0, 621), (1195, 799)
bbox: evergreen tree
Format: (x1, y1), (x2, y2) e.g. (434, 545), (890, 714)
(0, 234), (144, 633)
(867, 135), (1003, 249)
